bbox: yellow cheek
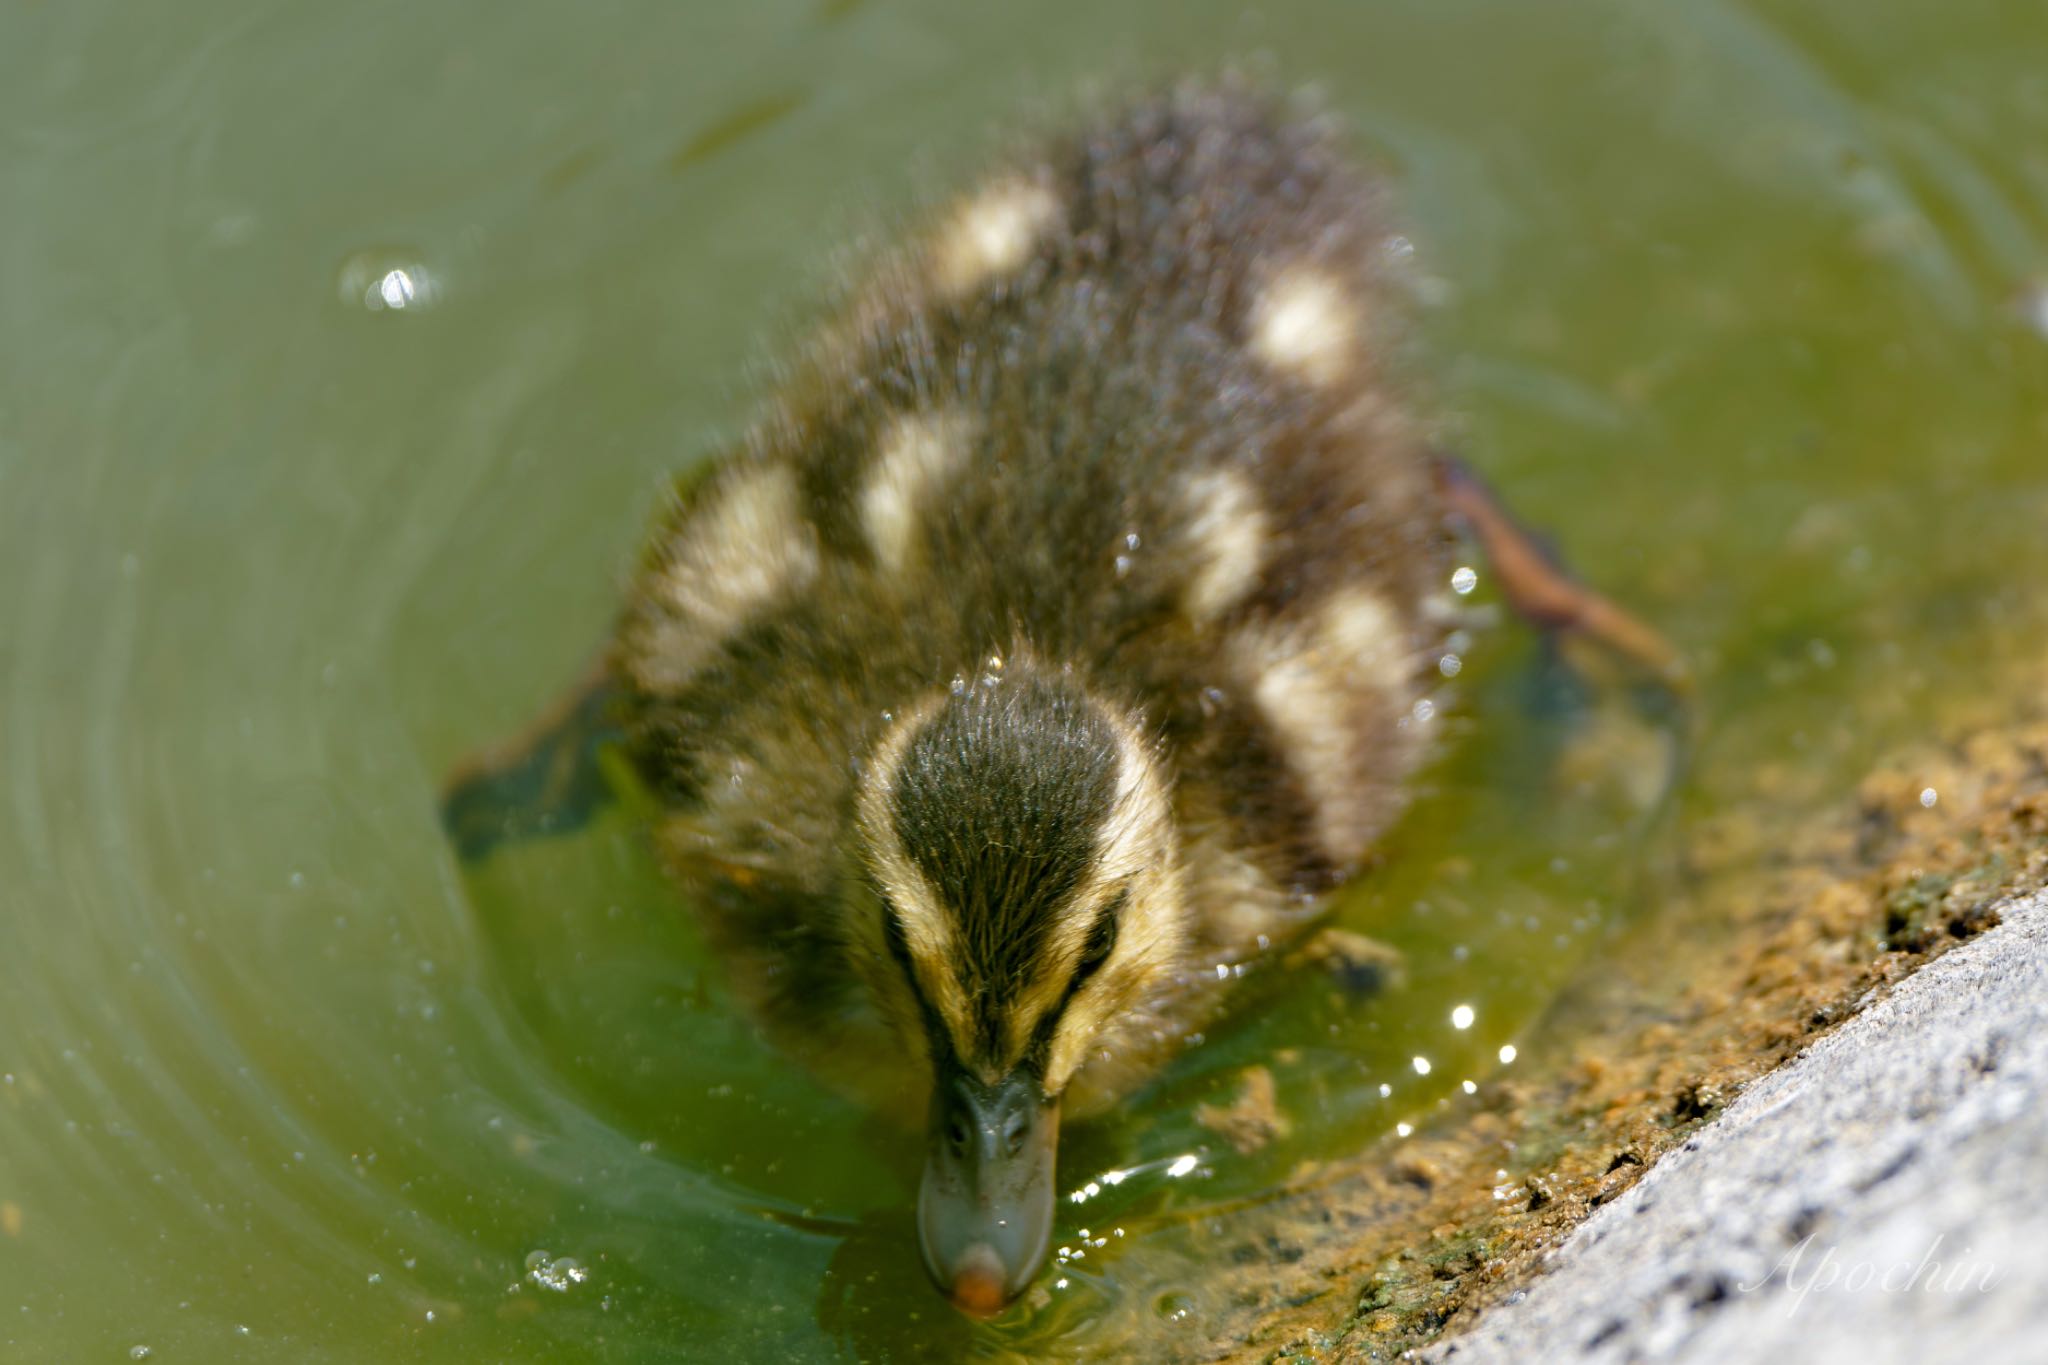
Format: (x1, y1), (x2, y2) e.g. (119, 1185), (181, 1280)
(1043, 1020), (1091, 1094)
(1043, 915), (1186, 1090)
(1041, 978), (1126, 1093)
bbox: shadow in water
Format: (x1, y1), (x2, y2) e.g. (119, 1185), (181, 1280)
(816, 1205), (983, 1362)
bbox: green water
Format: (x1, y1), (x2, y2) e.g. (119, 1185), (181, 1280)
(4, 0), (2046, 1359)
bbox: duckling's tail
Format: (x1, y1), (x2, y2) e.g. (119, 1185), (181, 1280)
(438, 657), (621, 862)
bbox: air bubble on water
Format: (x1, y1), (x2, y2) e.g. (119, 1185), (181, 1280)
(206, 213), (258, 248)
(525, 1249), (589, 1292)
(2017, 280), (2048, 340)
(1451, 565), (1478, 595)
(1919, 787), (1938, 808)
(130, 1349), (151, 1361)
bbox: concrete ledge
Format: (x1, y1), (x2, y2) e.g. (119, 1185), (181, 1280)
(1429, 892), (2048, 1365)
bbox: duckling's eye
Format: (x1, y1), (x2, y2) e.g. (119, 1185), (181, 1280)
(1072, 891), (1124, 986)
(879, 897), (915, 975)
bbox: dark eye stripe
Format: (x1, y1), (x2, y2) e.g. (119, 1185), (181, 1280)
(1073, 894), (1123, 982)
(879, 898), (915, 973)
(1028, 885), (1128, 1061)
(879, 898), (947, 1041)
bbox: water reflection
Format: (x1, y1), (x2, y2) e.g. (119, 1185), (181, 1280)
(336, 249), (439, 314)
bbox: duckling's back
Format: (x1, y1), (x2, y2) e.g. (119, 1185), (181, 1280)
(616, 81), (1454, 1013)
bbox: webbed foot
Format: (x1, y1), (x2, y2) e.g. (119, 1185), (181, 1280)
(440, 659), (621, 861)
(1282, 926), (1406, 999)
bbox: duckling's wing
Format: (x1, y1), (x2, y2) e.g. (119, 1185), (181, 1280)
(439, 657), (620, 862)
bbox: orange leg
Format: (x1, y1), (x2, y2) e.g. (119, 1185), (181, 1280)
(1434, 455), (1689, 694)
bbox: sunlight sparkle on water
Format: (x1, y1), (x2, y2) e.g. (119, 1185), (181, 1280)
(1451, 1004), (1475, 1030)
(524, 1249), (589, 1292)
(335, 248), (439, 314)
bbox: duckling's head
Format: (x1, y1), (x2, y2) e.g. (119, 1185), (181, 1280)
(850, 659), (1188, 1315)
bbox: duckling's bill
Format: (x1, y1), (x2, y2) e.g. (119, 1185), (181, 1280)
(918, 1062), (1058, 1316)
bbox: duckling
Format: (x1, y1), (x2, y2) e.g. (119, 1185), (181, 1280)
(445, 77), (1682, 1317)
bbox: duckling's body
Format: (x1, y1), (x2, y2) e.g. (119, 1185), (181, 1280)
(448, 79), (1681, 1319)
(606, 83), (1455, 1311)
(616, 84), (1448, 1109)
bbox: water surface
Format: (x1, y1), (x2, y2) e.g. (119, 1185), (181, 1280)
(4, 0), (2046, 1359)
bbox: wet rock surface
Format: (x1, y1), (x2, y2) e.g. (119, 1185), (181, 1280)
(1191, 699), (2048, 1363)
(1427, 890), (2048, 1364)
